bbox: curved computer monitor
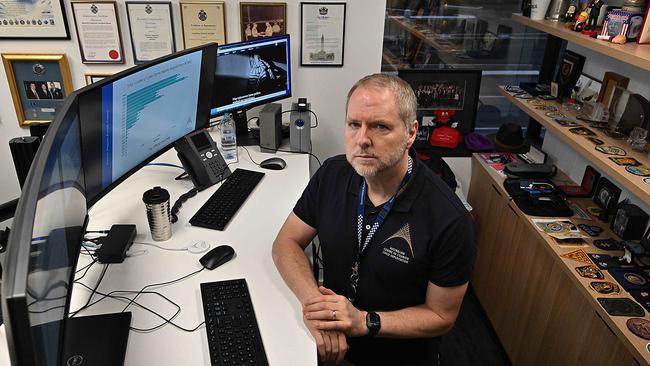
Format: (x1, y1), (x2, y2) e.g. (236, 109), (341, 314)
(210, 34), (291, 117)
(78, 43), (217, 207)
(2, 94), (88, 366)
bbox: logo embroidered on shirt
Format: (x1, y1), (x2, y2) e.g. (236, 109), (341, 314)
(381, 223), (414, 258)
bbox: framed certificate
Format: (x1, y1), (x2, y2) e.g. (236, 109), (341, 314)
(179, 1), (226, 48)
(85, 72), (113, 85)
(638, 4), (650, 44)
(71, 1), (125, 64)
(1, 54), (73, 126)
(126, 2), (176, 63)
(300, 2), (346, 67)
(0, 0), (70, 39)
(240, 2), (286, 41)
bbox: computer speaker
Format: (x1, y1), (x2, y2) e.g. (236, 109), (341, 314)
(290, 102), (311, 152)
(259, 103), (282, 153)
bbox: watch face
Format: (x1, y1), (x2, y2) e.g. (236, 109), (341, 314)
(366, 312), (381, 336)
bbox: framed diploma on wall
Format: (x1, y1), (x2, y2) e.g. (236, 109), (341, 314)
(71, 1), (125, 64)
(300, 2), (346, 67)
(1, 53), (73, 126)
(179, 1), (226, 48)
(126, 2), (176, 63)
(0, 0), (70, 39)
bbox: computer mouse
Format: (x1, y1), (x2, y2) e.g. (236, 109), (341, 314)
(259, 157), (286, 170)
(199, 245), (235, 270)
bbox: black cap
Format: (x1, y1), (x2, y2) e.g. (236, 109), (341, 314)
(142, 186), (170, 205)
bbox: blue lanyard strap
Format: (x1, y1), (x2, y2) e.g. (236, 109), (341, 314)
(355, 156), (413, 256)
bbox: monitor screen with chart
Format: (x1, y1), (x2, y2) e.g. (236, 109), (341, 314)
(78, 44), (217, 206)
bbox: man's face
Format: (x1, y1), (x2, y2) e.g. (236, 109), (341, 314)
(345, 87), (417, 177)
(48, 82), (54, 89)
(30, 83), (36, 90)
(41, 84), (47, 91)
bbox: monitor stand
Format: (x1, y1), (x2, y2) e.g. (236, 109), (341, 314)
(62, 312), (131, 366)
(233, 109), (260, 146)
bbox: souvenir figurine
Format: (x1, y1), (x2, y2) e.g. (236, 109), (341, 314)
(574, 11), (589, 32)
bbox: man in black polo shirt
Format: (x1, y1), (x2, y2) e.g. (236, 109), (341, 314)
(272, 73), (475, 365)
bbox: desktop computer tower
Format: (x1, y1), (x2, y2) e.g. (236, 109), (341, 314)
(290, 102), (311, 152)
(9, 136), (40, 188)
(259, 103), (282, 152)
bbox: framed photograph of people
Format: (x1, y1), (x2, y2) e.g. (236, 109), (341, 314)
(84, 72), (113, 85)
(240, 2), (286, 41)
(300, 2), (346, 67)
(397, 69), (482, 135)
(0, 0), (70, 39)
(179, 1), (226, 48)
(1, 54), (73, 126)
(71, 1), (125, 63)
(126, 2), (176, 63)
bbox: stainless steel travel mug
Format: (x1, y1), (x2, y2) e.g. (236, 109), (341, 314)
(142, 186), (172, 241)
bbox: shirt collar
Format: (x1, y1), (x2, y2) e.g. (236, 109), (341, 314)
(347, 148), (423, 213)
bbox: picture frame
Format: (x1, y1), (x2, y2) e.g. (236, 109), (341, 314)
(71, 1), (125, 64)
(638, 3), (650, 44)
(300, 2), (346, 67)
(179, 1), (226, 48)
(0, 0), (70, 39)
(397, 69), (482, 136)
(85, 73), (113, 85)
(126, 1), (176, 63)
(574, 73), (602, 103)
(240, 2), (287, 41)
(1, 54), (73, 126)
(597, 72), (629, 108)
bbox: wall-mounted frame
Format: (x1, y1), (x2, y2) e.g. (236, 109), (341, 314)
(240, 2), (287, 41)
(126, 1), (176, 64)
(179, 1), (226, 48)
(85, 72), (113, 85)
(71, 1), (125, 64)
(300, 2), (346, 67)
(0, 0), (70, 39)
(2, 54), (73, 126)
(597, 72), (629, 108)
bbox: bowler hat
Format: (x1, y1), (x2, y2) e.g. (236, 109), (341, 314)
(492, 122), (530, 154)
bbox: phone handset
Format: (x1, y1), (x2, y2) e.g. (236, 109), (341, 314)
(174, 130), (231, 190)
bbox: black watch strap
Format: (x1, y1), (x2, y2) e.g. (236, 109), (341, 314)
(366, 311), (381, 337)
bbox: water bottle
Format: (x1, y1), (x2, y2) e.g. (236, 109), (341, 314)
(219, 113), (237, 162)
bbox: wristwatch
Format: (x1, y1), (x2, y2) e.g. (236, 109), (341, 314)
(366, 311), (381, 337)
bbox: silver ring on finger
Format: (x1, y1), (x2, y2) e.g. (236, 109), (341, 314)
(331, 309), (337, 320)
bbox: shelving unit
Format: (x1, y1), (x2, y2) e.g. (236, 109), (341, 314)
(512, 14), (650, 72)
(499, 86), (650, 202)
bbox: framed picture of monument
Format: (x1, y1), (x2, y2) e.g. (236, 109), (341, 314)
(300, 2), (345, 66)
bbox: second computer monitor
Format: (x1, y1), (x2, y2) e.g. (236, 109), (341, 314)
(211, 34), (291, 118)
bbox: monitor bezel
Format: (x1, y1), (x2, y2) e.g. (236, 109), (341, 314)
(1, 94), (89, 366)
(77, 43), (217, 208)
(210, 34), (292, 117)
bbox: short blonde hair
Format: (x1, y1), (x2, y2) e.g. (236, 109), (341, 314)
(346, 73), (417, 129)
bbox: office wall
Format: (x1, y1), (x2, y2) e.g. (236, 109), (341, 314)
(0, 0), (387, 203)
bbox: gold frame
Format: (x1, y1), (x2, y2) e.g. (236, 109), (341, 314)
(239, 2), (287, 41)
(179, 1), (227, 48)
(1, 53), (73, 127)
(84, 72), (113, 85)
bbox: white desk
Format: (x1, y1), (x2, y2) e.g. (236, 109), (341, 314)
(41, 144), (314, 365)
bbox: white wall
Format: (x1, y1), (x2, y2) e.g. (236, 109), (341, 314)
(0, 0), (387, 203)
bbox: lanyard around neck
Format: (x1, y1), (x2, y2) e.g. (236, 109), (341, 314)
(355, 156), (413, 257)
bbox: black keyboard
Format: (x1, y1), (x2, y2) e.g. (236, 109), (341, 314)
(190, 168), (265, 230)
(201, 279), (268, 366)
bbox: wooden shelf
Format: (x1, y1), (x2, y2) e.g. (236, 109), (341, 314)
(513, 14), (650, 72)
(469, 156), (650, 365)
(499, 86), (650, 202)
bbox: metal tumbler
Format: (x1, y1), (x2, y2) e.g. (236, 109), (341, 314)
(142, 186), (172, 241)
